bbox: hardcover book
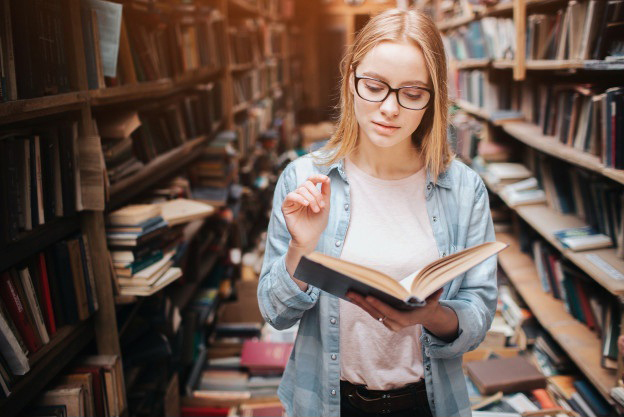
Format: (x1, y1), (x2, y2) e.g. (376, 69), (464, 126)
(465, 356), (547, 395)
(294, 241), (507, 310)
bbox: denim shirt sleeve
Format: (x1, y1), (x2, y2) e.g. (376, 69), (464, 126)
(424, 180), (498, 359)
(257, 162), (320, 330)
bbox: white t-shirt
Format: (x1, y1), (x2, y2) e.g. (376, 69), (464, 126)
(339, 157), (440, 390)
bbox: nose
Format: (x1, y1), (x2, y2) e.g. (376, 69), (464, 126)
(379, 90), (400, 117)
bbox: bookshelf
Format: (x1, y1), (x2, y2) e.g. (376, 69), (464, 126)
(497, 232), (617, 404)
(437, 0), (624, 408)
(0, 0), (300, 414)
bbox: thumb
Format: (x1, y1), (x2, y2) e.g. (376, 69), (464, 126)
(321, 177), (331, 201)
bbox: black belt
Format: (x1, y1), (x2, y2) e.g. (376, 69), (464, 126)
(340, 379), (429, 415)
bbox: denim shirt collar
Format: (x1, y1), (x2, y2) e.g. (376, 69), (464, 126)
(317, 156), (453, 190)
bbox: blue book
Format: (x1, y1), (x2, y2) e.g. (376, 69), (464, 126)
(573, 380), (611, 417)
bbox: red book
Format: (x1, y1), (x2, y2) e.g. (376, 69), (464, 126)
(240, 340), (293, 373)
(72, 365), (108, 417)
(37, 253), (56, 336)
(532, 388), (559, 409)
(181, 406), (230, 417)
(574, 279), (596, 330)
(0, 271), (40, 353)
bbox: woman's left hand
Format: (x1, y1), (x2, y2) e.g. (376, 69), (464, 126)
(346, 289), (444, 332)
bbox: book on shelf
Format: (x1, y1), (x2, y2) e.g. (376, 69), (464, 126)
(464, 356), (547, 395)
(294, 241), (507, 310)
(499, 177), (546, 207)
(553, 226), (613, 251)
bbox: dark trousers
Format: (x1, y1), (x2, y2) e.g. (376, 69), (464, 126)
(340, 380), (433, 417)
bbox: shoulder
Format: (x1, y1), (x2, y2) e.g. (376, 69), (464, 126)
(440, 159), (487, 200)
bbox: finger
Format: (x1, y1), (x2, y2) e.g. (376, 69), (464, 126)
(303, 180), (325, 209)
(320, 177), (331, 200)
(365, 296), (402, 321)
(297, 188), (320, 212)
(426, 288), (444, 303)
(306, 174), (329, 186)
(348, 293), (385, 321)
(283, 192), (310, 210)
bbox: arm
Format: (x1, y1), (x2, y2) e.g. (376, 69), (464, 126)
(257, 164), (329, 330)
(423, 180), (497, 359)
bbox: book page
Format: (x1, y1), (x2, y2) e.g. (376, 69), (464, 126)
(84, 0), (122, 77)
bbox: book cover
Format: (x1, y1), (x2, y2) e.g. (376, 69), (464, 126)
(240, 340), (293, 373)
(294, 241), (506, 310)
(464, 356), (547, 395)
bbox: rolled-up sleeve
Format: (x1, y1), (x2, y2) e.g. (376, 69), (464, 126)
(257, 163), (320, 330)
(423, 180), (498, 359)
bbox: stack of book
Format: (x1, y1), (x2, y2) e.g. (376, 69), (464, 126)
(97, 111), (144, 186)
(107, 204), (180, 297)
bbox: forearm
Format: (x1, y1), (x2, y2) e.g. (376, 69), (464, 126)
(422, 305), (459, 343)
(285, 243), (310, 292)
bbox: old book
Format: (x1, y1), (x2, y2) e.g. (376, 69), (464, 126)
(156, 198), (215, 227)
(17, 266), (49, 345)
(82, 355), (126, 416)
(240, 340), (293, 374)
(37, 385), (85, 417)
(294, 241), (506, 310)
(553, 226), (613, 251)
(59, 373), (95, 417)
(0, 303), (29, 375)
(465, 356), (547, 395)
(108, 204), (161, 226)
(71, 365), (109, 417)
(118, 266), (182, 296)
(66, 237), (90, 321)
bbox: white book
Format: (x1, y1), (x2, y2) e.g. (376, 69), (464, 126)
(0, 308), (29, 375)
(504, 393), (539, 413)
(571, 392), (598, 417)
(559, 234), (612, 251)
(18, 268), (50, 344)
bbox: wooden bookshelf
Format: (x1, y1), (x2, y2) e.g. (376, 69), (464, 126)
(0, 93), (87, 124)
(0, 216), (80, 272)
(228, 0), (260, 16)
(492, 59), (515, 69)
(485, 176), (624, 296)
(483, 1), (514, 16)
(229, 62), (256, 73)
(0, 322), (94, 417)
(109, 135), (208, 210)
(437, 13), (477, 31)
(454, 59), (491, 70)
(525, 60), (583, 70)
(502, 121), (624, 186)
(496, 232), (617, 405)
(454, 99), (491, 120)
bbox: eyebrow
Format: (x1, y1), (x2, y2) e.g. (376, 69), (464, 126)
(361, 71), (428, 87)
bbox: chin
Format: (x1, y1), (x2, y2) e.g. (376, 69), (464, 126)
(366, 131), (407, 149)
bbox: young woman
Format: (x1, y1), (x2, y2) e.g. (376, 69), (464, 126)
(258, 8), (497, 417)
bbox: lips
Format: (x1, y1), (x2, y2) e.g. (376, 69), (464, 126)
(372, 121), (400, 134)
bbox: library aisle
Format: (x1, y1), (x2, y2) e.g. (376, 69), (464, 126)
(0, 0), (623, 416)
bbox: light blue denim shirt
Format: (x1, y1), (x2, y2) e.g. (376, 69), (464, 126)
(258, 151), (497, 417)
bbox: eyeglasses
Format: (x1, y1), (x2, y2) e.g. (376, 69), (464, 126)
(354, 75), (432, 111)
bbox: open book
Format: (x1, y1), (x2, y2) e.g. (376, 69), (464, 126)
(294, 241), (507, 310)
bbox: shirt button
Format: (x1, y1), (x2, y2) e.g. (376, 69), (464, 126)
(335, 240), (341, 247)
(331, 354), (337, 360)
(331, 389), (336, 396)
(344, 203), (349, 211)
(432, 216), (438, 222)
(427, 184), (432, 191)
(442, 252), (446, 257)
(426, 364), (431, 372)
(330, 317), (337, 325)
(424, 336), (430, 344)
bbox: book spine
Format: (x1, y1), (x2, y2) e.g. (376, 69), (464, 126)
(37, 253), (56, 336)
(17, 267), (49, 344)
(0, 271), (40, 353)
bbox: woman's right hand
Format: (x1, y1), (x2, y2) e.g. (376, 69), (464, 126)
(282, 174), (331, 253)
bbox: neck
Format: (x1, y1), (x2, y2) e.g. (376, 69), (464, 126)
(350, 138), (424, 180)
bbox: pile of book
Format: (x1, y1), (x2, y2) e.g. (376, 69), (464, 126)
(98, 111), (144, 186)
(107, 199), (215, 296)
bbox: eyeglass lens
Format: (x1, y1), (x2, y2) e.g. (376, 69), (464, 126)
(357, 77), (430, 110)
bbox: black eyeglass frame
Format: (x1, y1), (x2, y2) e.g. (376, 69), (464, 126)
(353, 74), (434, 111)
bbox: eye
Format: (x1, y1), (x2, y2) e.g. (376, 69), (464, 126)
(363, 79), (386, 92)
(401, 88), (425, 100)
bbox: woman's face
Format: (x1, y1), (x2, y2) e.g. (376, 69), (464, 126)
(350, 40), (431, 150)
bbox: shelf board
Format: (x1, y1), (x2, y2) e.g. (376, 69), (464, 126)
(437, 13), (476, 31)
(228, 0), (260, 16)
(90, 67), (222, 107)
(109, 135), (208, 210)
(229, 62), (256, 73)
(492, 59), (515, 69)
(454, 99), (492, 121)
(483, 1), (514, 15)
(0, 92), (87, 124)
(0, 216), (81, 272)
(486, 176), (624, 295)
(233, 101), (249, 114)
(525, 60), (583, 70)
(496, 232), (617, 405)
(502, 121), (624, 186)
(454, 59), (491, 70)
(0, 322), (94, 417)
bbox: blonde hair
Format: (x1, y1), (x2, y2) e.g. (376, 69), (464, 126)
(316, 8), (453, 181)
